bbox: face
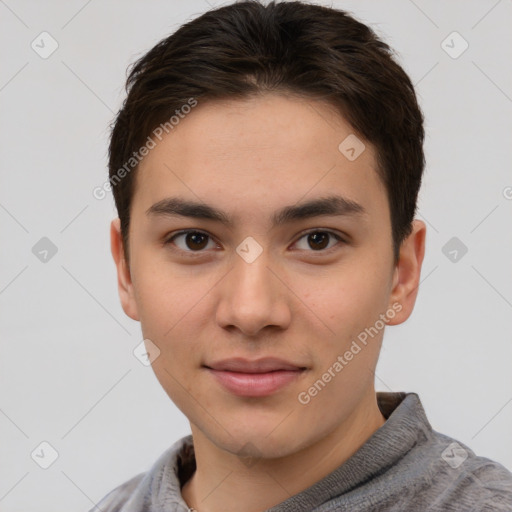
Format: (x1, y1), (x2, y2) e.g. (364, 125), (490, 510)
(111, 93), (425, 460)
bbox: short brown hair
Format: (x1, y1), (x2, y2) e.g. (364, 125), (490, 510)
(108, 0), (425, 264)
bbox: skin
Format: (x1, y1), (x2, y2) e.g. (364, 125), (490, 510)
(111, 93), (426, 512)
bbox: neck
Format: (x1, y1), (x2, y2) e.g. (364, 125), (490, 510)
(182, 391), (386, 512)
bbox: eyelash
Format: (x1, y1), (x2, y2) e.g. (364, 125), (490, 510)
(163, 229), (346, 257)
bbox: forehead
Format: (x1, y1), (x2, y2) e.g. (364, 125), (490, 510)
(133, 93), (388, 224)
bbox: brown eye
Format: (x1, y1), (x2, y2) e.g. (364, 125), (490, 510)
(294, 230), (344, 252)
(307, 232), (329, 250)
(166, 230), (216, 252)
(184, 232), (209, 250)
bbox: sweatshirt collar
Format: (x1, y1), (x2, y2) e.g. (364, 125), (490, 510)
(148, 391), (431, 511)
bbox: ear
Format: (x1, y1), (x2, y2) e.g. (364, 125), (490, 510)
(110, 218), (140, 321)
(386, 219), (426, 325)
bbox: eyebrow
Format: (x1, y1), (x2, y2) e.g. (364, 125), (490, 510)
(145, 195), (367, 227)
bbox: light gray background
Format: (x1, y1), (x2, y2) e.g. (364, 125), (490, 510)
(0, 0), (511, 510)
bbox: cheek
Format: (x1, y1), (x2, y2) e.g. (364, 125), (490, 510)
(131, 261), (218, 379)
(132, 257), (205, 333)
(305, 264), (390, 340)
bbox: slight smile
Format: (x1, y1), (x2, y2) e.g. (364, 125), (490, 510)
(204, 357), (309, 397)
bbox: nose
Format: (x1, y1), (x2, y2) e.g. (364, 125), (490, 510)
(215, 249), (291, 337)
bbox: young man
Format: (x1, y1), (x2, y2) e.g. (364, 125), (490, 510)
(95, 1), (512, 510)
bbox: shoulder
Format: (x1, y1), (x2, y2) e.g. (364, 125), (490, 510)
(420, 431), (512, 510)
(89, 472), (146, 512)
(89, 435), (194, 512)
(367, 393), (512, 511)
(450, 453), (512, 510)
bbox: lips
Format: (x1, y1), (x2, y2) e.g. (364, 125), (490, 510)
(204, 357), (307, 397)
(206, 357), (305, 373)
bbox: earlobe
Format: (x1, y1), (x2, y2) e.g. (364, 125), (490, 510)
(386, 220), (426, 326)
(110, 218), (140, 322)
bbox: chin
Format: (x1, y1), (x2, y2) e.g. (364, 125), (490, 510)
(222, 433), (303, 461)
(198, 414), (318, 462)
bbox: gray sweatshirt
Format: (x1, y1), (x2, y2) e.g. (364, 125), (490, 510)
(91, 392), (512, 511)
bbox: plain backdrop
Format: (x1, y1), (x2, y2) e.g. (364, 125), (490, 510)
(0, 0), (511, 510)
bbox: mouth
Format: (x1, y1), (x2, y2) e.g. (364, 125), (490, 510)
(203, 357), (308, 397)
